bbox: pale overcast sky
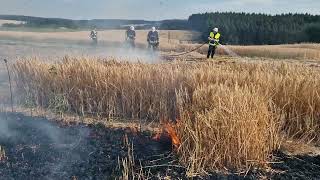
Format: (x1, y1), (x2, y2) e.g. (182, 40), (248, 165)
(0, 0), (319, 20)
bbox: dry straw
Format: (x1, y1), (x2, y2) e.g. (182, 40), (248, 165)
(13, 57), (320, 174)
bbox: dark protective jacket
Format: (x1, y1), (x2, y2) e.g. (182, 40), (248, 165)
(126, 29), (136, 40)
(147, 31), (159, 43)
(90, 30), (97, 39)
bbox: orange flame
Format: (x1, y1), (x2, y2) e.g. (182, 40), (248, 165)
(164, 124), (181, 149)
(151, 120), (181, 149)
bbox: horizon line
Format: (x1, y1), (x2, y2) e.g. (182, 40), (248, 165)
(0, 11), (319, 21)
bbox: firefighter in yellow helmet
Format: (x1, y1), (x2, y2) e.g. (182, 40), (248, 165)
(207, 27), (220, 58)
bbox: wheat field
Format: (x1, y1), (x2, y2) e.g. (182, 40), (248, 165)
(2, 27), (320, 176)
(12, 56), (320, 175)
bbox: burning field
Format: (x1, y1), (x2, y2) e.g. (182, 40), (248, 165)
(0, 32), (320, 179)
(0, 56), (318, 179)
(1, 112), (319, 179)
(0, 112), (185, 179)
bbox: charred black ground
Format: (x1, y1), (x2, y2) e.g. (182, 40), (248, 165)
(0, 112), (319, 180)
(0, 112), (190, 179)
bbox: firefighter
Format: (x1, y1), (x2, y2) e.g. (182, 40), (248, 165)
(207, 27), (221, 58)
(90, 28), (98, 45)
(147, 27), (159, 51)
(126, 26), (136, 48)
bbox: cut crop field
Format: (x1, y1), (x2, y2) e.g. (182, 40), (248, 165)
(0, 30), (200, 48)
(0, 20), (25, 26)
(0, 30), (319, 61)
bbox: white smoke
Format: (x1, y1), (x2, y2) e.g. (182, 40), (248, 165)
(0, 112), (91, 178)
(0, 116), (20, 140)
(0, 38), (161, 64)
(220, 45), (240, 57)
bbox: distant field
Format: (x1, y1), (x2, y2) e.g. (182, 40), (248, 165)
(0, 20), (25, 26)
(0, 30), (201, 44)
(200, 43), (320, 60)
(0, 29), (319, 61)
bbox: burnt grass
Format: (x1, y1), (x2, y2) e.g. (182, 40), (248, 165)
(0, 112), (319, 180)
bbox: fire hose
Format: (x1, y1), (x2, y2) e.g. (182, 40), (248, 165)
(167, 41), (208, 57)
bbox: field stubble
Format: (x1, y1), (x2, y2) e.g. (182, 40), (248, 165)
(1, 30), (319, 61)
(175, 43), (320, 61)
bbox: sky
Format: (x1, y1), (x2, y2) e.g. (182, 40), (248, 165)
(0, 0), (319, 20)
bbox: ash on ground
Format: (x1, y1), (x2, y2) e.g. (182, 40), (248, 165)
(0, 112), (183, 180)
(0, 112), (319, 180)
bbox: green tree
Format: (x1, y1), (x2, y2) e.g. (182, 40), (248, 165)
(304, 23), (320, 43)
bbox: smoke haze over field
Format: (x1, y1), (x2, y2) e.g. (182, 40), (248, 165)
(0, 113), (101, 179)
(0, 39), (161, 63)
(0, 114), (89, 146)
(0, 0), (319, 20)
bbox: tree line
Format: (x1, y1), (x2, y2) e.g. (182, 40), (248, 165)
(188, 12), (320, 45)
(0, 15), (158, 30)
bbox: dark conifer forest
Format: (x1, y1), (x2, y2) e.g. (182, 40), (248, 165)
(188, 12), (320, 45)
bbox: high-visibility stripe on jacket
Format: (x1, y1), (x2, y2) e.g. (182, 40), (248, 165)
(209, 32), (221, 46)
